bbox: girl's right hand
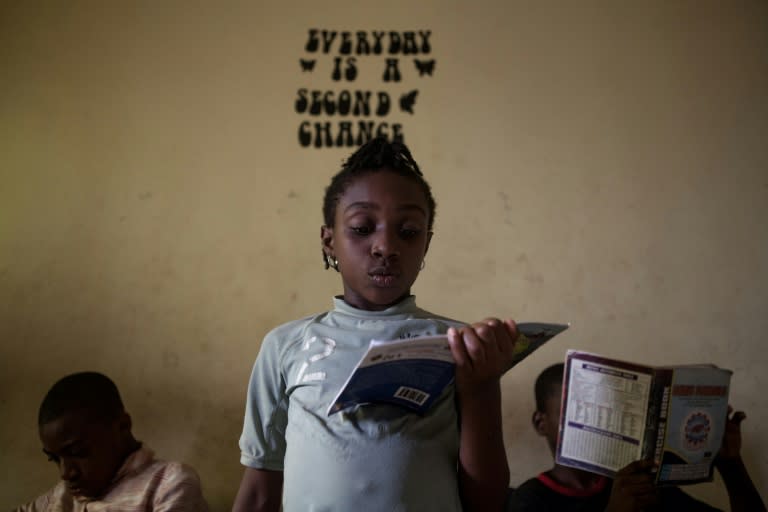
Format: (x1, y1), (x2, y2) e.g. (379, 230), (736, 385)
(447, 318), (518, 394)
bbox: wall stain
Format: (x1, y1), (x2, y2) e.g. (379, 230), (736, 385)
(498, 191), (517, 225)
(162, 350), (179, 369)
(524, 271), (544, 285)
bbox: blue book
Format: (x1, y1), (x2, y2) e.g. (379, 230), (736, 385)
(327, 322), (570, 415)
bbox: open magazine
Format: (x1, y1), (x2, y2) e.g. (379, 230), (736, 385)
(327, 322), (569, 415)
(556, 350), (732, 485)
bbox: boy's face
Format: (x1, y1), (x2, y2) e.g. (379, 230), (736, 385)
(322, 170), (432, 311)
(534, 384), (563, 455)
(39, 409), (128, 499)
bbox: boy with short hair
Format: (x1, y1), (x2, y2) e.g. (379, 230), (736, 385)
(14, 371), (209, 511)
(506, 363), (765, 512)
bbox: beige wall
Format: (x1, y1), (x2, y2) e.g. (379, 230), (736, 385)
(1, 1), (766, 509)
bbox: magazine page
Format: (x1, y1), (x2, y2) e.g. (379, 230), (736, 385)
(327, 322), (569, 415)
(557, 350), (655, 477)
(655, 366), (732, 485)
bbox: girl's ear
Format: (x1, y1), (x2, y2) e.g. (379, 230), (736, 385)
(320, 225), (334, 257)
(424, 230), (433, 256)
(532, 411), (547, 436)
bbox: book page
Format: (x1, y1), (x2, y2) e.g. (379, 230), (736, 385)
(557, 352), (654, 476)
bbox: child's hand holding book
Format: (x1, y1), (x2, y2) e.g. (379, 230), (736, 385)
(447, 318), (519, 393)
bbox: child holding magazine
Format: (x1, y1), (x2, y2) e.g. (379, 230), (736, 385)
(233, 137), (520, 512)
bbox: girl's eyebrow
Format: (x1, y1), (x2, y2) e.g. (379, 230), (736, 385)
(344, 201), (427, 217)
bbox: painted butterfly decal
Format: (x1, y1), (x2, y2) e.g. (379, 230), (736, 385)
(414, 59), (435, 77)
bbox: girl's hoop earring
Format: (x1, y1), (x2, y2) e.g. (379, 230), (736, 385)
(419, 260), (426, 270)
(323, 252), (340, 272)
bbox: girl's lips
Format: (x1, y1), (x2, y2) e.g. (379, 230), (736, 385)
(369, 273), (397, 287)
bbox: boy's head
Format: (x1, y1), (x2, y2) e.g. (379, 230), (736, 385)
(532, 363), (565, 455)
(38, 372), (136, 499)
(320, 137), (435, 310)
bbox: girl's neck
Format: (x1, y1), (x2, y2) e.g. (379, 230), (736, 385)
(341, 291), (412, 311)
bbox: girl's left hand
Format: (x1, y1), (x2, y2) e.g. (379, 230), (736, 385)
(447, 318), (518, 393)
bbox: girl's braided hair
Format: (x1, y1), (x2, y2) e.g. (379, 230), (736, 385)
(321, 137), (436, 270)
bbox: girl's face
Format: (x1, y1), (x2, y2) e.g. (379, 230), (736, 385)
(322, 170), (432, 311)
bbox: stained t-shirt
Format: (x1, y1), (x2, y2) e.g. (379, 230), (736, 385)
(239, 296), (465, 512)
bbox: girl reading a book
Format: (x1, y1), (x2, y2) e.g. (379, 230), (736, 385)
(233, 137), (520, 512)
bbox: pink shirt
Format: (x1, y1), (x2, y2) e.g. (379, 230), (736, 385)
(15, 445), (208, 511)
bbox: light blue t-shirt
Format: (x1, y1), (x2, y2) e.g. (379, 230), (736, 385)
(239, 296), (465, 512)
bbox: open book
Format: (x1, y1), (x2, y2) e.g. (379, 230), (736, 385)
(327, 322), (569, 415)
(556, 350), (732, 485)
